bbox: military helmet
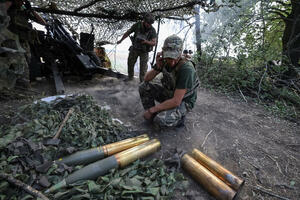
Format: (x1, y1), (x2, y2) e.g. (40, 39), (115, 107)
(144, 13), (154, 24)
(162, 35), (183, 59)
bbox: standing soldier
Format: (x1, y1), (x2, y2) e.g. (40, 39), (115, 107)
(139, 35), (199, 128)
(117, 13), (157, 82)
(7, 0), (46, 87)
(0, 0), (28, 90)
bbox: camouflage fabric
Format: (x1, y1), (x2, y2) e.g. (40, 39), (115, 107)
(0, 3), (10, 33)
(0, 3), (28, 90)
(154, 101), (187, 127)
(162, 34), (183, 59)
(7, 6), (33, 42)
(0, 51), (26, 89)
(128, 47), (148, 82)
(139, 82), (187, 127)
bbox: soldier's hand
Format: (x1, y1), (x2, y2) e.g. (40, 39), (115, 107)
(143, 109), (155, 121)
(155, 52), (164, 70)
(141, 39), (147, 44)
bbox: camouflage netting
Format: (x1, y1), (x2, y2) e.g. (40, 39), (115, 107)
(29, 0), (224, 42)
(0, 94), (187, 199)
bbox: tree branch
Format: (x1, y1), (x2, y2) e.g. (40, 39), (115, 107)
(269, 10), (288, 21)
(269, 7), (290, 17)
(275, 0), (292, 8)
(34, 7), (140, 21)
(151, 1), (216, 13)
(73, 0), (106, 13)
(0, 173), (49, 200)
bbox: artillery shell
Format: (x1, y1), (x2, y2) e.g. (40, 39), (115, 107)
(182, 154), (236, 200)
(56, 134), (149, 166)
(45, 139), (160, 193)
(191, 148), (244, 191)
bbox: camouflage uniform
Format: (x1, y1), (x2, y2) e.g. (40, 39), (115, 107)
(139, 35), (199, 127)
(7, 3), (35, 85)
(139, 81), (189, 127)
(0, 1), (26, 90)
(127, 20), (156, 82)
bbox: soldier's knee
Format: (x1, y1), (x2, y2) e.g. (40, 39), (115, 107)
(138, 81), (149, 93)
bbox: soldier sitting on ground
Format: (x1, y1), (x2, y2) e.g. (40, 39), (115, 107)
(139, 35), (199, 128)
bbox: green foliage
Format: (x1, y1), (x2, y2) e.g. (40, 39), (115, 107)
(48, 159), (187, 200)
(83, 159), (186, 200)
(0, 95), (128, 150)
(197, 59), (300, 121)
(0, 95), (187, 200)
(196, 0), (299, 121)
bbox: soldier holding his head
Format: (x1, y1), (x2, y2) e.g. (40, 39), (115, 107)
(139, 35), (199, 128)
(117, 13), (157, 82)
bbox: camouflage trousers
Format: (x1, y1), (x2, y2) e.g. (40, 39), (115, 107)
(139, 82), (188, 127)
(128, 47), (148, 82)
(19, 40), (31, 82)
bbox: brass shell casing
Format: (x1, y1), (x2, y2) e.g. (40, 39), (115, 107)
(191, 149), (244, 191)
(103, 134), (150, 156)
(115, 139), (161, 168)
(182, 154), (236, 200)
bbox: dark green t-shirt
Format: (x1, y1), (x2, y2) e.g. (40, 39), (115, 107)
(175, 61), (198, 109)
(129, 21), (156, 39)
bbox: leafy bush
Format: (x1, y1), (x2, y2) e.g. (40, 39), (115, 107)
(196, 56), (300, 121)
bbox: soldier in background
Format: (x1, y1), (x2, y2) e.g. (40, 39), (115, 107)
(94, 46), (112, 69)
(117, 13), (157, 82)
(0, 0), (28, 90)
(7, 0), (47, 87)
(183, 49), (193, 60)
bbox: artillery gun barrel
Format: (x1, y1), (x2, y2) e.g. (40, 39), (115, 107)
(182, 154), (236, 200)
(191, 149), (244, 191)
(45, 139), (161, 193)
(55, 134), (149, 166)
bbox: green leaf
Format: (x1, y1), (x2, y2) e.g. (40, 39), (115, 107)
(290, 181), (295, 187)
(144, 178), (151, 186)
(146, 187), (160, 196)
(160, 184), (168, 195)
(7, 156), (18, 162)
(88, 180), (102, 194)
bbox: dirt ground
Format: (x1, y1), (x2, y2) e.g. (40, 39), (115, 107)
(1, 75), (299, 200)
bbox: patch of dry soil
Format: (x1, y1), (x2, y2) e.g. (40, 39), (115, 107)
(63, 76), (299, 200)
(1, 75), (299, 200)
